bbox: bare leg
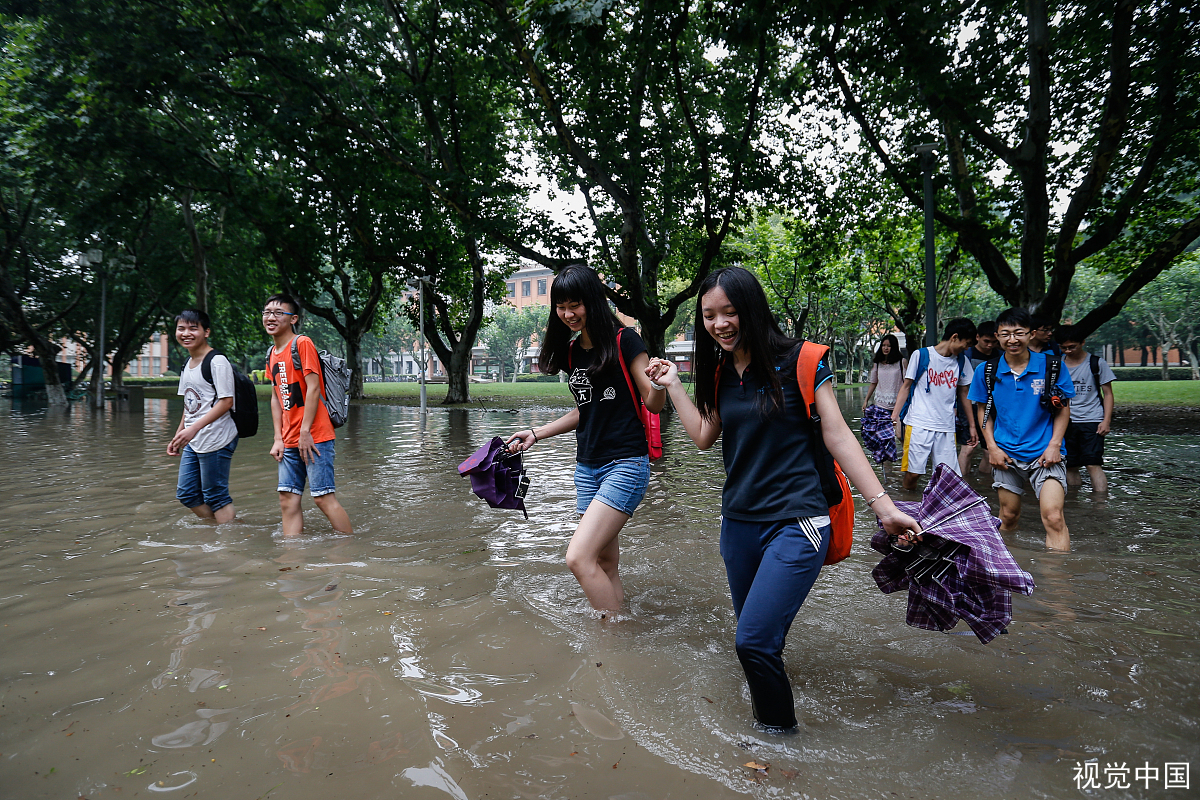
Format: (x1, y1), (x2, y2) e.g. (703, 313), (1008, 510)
(313, 493), (353, 533)
(881, 460), (892, 480)
(1086, 465), (1108, 494)
(958, 444), (974, 476)
(188, 504), (216, 520)
(978, 458), (993, 476)
(564, 500), (630, 613)
(1038, 481), (1070, 551)
(902, 471), (921, 491)
(997, 487), (1022, 533)
(280, 491), (304, 536)
(1065, 467), (1083, 486)
(214, 504), (236, 524)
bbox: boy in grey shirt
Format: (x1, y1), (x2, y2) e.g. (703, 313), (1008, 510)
(167, 309), (239, 522)
(1055, 326), (1116, 493)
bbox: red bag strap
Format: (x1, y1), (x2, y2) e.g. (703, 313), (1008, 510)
(795, 341), (830, 420)
(614, 328), (644, 412)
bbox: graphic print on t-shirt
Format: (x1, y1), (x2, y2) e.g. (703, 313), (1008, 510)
(182, 386), (204, 416)
(926, 365), (961, 389)
(602, 386), (616, 401)
(569, 369), (592, 405)
(274, 360), (304, 411)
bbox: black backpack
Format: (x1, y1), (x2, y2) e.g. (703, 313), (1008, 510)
(200, 350), (260, 438)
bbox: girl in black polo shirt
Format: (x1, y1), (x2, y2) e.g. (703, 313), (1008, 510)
(507, 266), (666, 616)
(647, 267), (919, 730)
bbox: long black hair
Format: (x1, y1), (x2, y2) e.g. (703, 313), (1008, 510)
(692, 267), (801, 421)
(537, 265), (622, 376)
(873, 334), (902, 364)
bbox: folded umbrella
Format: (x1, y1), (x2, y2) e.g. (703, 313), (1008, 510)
(458, 437), (530, 519)
(871, 463), (1034, 643)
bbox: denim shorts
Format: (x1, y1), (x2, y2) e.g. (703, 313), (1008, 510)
(177, 438), (238, 511)
(574, 455), (650, 517)
(278, 439), (337, 497)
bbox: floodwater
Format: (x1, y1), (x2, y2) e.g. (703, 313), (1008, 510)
(1, 390), (1197, 800)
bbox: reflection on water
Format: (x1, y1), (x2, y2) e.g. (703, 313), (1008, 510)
(0, 393), (1197, 800)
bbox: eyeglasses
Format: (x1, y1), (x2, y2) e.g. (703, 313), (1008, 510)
(262, 310), (296, 319)
(996, 330), (1028, 339)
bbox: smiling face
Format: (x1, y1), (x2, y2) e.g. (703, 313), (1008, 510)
(701, 285), (740, 353)
(996, 323), (1030, 357)
(175, 319), (210, 352)
(555, 298), (587, 335)
(262, 300), (298, 337)
(1059, 339), (1085, 358)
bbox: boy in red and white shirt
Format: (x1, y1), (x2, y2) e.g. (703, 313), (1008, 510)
(891, 318), (978, 490)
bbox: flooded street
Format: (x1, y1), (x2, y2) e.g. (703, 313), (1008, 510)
(1, 390), (1198, 800)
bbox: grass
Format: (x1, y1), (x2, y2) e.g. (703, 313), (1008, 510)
(1110, 379), (1200, 407)
(143, 376), (1200, 409)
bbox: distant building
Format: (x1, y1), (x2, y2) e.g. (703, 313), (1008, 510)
(504, 266), (555, 310)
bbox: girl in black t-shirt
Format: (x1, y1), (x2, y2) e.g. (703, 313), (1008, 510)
(647, 267), (919, 730)
(507, 266), (666, 616)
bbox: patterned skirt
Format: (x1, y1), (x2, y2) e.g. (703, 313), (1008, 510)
(861, 404), (899, 464)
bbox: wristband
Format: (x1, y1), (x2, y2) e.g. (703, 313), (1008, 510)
(650, 381), (666, 390)
(865, 490), (888, 508)
(530, 429), (538, 443)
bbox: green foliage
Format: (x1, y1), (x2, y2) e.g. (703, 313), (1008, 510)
(481, 304), (545, 381)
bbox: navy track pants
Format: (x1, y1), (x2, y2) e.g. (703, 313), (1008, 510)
(719, 516), (830, 729)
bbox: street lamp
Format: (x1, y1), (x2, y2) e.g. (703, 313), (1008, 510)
(912, 142), (939, 347)
(406, 276), (432, 415)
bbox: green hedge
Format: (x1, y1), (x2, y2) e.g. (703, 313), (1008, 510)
(515, 374), (562, 383)
(1109, 366), (1195, 381)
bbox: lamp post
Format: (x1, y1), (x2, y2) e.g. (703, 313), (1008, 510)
(913, 143), (939, 347)
(407, 276), (431, 416)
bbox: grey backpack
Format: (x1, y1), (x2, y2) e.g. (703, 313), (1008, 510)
(290, 337), (352, 427)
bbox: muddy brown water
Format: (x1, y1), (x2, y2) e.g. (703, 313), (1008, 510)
(1, 391), (1197, 800)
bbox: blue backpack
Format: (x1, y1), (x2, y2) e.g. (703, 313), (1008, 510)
(898, 347), (968, 424)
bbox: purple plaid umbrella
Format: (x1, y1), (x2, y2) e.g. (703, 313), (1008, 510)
(458, 437), (530, 519)
(871, 463), (1034, 643)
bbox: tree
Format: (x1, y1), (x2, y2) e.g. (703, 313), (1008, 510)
(481, 304), (545, 381)
(812, 0), (1200, 335)
(1128, 259), (1200, 379)
(482, 0), (798, 357)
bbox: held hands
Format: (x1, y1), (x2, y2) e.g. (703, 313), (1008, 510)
(166, 426), (196, 457)
(645, 357), (677, 388)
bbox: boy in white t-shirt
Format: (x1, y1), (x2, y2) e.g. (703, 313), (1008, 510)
(167, 309), (239, 523)
(891, 318), (978, 490)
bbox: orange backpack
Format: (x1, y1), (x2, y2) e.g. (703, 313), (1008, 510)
(794, 342), (855, 565)
(712, 342), (855, 564)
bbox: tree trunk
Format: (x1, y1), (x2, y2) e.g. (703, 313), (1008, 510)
(344, 334), (364, 399)
(1186, 340), (1200, 380)
(445, 346), (472, 404)
(36, 352), (68, 407)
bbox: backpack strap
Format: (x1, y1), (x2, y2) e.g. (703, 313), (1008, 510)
(1045, 353), (1062, 392)
(916, 347), (932, 394)
(199, 349), (219, 407)
(1090, 353), (1101, 392)
(795, 341), (830, 421)
(981, 355), (1002, 428)
(613, 328), (643, 415)
(290, 335), (327, 403)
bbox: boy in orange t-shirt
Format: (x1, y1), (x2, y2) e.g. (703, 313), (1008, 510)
(263, 293), (352, 536)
